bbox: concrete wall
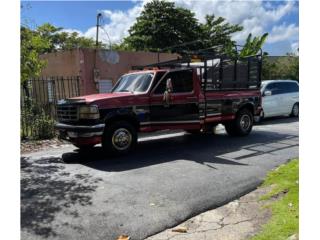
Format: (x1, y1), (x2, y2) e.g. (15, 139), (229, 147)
(40, 49), (178, 96)
(40, 50), (81, 76)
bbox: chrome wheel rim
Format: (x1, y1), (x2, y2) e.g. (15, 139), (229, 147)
(112, 128), (132, 151)
(240, 114), (251, 131)
(293, 104), (299, 116)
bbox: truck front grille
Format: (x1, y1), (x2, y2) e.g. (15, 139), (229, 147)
(57, 105), (79, 122)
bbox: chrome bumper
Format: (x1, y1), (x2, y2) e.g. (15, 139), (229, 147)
(55, 123), (105, 138)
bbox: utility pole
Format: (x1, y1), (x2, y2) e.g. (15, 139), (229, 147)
(94, 13), (102, 92)
(96, 13), (102, 48)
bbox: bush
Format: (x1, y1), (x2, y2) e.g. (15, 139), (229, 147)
(21, 98), (55, 140)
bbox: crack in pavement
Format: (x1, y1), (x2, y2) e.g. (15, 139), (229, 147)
(146, 187), (274, 240)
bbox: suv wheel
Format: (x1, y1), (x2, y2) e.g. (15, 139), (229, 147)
(225, 108), (253, 136)
(102, 121), (137, 155)
(290, 103), (299, 117)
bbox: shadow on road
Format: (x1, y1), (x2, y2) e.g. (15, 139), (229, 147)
(255, 116), (298, 125)
(62, 125), (298, 172)
(21, 157), (103, 237)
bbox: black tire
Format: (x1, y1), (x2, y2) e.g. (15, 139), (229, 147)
(102, 121), (137, 155)
(225, 108), (253, 136)
(290, 103), (299, 117)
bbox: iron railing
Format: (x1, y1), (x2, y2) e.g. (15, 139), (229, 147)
(21, 76), (80, 139)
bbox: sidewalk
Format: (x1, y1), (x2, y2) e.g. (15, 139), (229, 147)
(146, 186), (273, 240)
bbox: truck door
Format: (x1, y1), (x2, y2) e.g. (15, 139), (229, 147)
(149, 69), (200, 126)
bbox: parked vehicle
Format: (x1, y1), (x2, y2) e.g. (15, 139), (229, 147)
(255, 80), (299, 122)
(55, 44), (263, 155)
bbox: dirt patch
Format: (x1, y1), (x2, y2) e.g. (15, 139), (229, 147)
(21, 138), (69, 154)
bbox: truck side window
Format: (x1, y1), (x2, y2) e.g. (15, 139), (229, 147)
(151, 71), (166, 90)
(171, 70), (193, 93)
(154, 70), (193, 94)
(154, 75), (168, 94)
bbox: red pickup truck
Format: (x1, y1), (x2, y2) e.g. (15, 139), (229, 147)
(56, 48), (262, 155)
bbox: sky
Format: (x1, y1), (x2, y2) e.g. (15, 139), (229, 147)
(21, 0), (299, 56)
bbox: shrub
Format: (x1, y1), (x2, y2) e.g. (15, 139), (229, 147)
(21, 98), (55, 140)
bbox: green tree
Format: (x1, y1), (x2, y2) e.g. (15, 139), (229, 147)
(262, 56), (277, 80)
(20, 26), (49, 84)
(286, 53), (299, 81)
(35, 23), (104, 52)
(123, 0), (267, 57)
(200, 14), (243, 51)
(21, 23), (105, 84)
(262, 53), (299, 81)
(123, 0), (202, 51)
(239, 33), (268, 57)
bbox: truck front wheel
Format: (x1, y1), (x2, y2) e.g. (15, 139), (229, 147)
(102, 121), (137, 155)
(225, 109), (253, 136)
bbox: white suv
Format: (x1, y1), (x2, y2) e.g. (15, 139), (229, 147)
(256, 80), (299, 122)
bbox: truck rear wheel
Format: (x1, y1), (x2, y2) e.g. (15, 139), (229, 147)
(102, 121), (137, 155)
(225, 108), (253, 136)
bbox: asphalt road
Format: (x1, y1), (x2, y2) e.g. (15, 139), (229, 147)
(21, 117), (299, 240)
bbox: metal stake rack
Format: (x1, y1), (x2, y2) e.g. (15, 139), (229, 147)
(132, 41), (262, 92)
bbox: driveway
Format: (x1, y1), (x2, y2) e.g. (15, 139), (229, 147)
(21, 117), (299, 240)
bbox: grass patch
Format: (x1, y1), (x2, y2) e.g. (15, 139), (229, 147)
(251, 159), (299, 240)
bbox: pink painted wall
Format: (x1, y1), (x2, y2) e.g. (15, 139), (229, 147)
(40, 49), (178, 95)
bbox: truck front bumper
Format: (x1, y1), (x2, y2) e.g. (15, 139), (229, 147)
(55, 123), (105, 139)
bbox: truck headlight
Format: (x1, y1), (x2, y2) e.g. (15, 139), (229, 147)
(79, 105), (100, 119)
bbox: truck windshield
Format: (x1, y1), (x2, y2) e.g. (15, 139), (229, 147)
(112, 73), (154, 93)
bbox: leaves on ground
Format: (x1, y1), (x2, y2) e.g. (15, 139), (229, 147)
(117, 235), (130, 240)
(172, 227), (188, 233)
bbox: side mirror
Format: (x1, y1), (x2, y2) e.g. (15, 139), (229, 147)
(264, 90), (272, 96)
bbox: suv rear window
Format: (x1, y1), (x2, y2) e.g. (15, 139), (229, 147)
(286, 82), (299, 93)
(277, 82), (299, 94)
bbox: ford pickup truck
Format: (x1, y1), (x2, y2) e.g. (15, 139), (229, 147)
(55, 47), (262, 155)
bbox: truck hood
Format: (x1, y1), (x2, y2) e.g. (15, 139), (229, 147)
(71, 92), (133, 103)
(69, 92), (148, 109)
